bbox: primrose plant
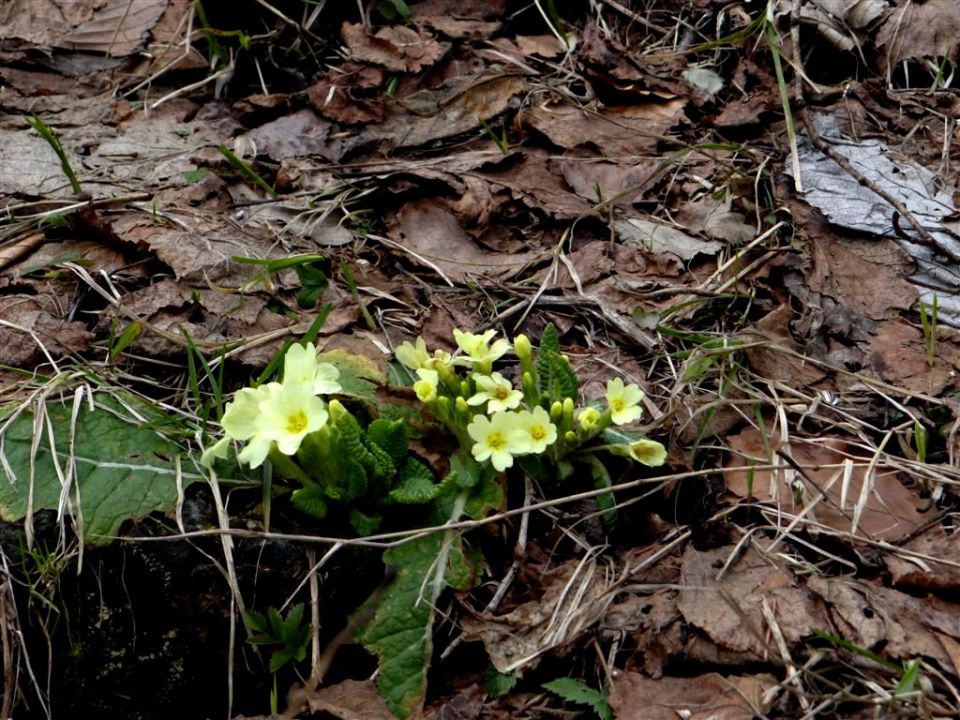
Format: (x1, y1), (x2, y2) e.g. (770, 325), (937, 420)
(199, 324), (666, 718)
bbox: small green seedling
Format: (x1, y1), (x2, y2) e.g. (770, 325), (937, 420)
(245, 603), (311, 714)
(919, 293), (938, 367)
(28, 115), (82, 194)
(478, 116), (510, 155)
(543, 678), (612, 720)
(217, 145), (277, 198)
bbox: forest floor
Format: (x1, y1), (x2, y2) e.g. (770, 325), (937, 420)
(2, 1), (960, 719)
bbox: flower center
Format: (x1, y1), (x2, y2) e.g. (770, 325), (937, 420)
(487, 432), (505, 450)
(611, 398), (625, 412)
(530, 426), (546, 441)
(493, 387), (509, 400)
(286, 410), (308, 434)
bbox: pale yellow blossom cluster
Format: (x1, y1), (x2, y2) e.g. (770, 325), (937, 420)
(201, 342), (341, 469)
(396, 328), (665, 473)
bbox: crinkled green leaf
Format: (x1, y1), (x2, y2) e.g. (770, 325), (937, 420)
(536, 322), (578, 401)
(388, 458), (439, 504)
(290, 485), (329, 519)
(366, 419), (410, 467)
(359, 533), (444, 718)
(349, 507), (382, 536)
(541, 351), (578, 402)
(0, 395), (198, 545)
(316, 349), (385, 401)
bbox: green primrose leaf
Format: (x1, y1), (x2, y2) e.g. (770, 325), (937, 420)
(295, 263), (328, 309)
(0, 394), (198, 545)
(290, 485), (328, 519)
(536, 323), (578, 401)
(388, 458), (440, 504)
(316, 349), (384, 402)
(366, 419), (410, 466)
(349, 507), (382, 535)
(359, 532), (444, 718)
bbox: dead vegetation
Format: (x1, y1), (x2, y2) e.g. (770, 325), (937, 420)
(2, 0), (960, 718)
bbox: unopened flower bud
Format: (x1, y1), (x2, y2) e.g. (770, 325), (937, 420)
(514, 334), (533, 363)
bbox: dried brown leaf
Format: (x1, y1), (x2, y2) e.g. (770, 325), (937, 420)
(866, 320), (960, 396)
(678, 545), (826, 660)
(525, 101), (685, 157)
(877, 0), (960, 71)
(341, 23), (449, 73)
(608, 671), (777, 720)
(0, 295), (92, 367)
(725, 427), (928, 540)
(305, 678), (398, 720)
(460, 558), (614, 673)
(885, 525), (960, 592)
(389, 200), (543, 282)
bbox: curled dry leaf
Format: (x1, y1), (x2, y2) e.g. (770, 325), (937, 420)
(0, 295), (93, 367)
(341, 22), (449, 73)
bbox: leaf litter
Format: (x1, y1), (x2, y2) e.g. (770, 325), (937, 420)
(2, 0), (960, 718)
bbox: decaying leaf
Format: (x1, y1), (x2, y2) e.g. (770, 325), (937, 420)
(725, 427), (928, 540)
(341, 22), (450, 73)
(304, 678), (399, 720)
(877, 0), (960, 72)
(461, 557), (615, 673)
(866, 319), (960, 396)
(389, 200), (543, 283)
(608, 671), (777, 720)
(615, 217), (723, 262)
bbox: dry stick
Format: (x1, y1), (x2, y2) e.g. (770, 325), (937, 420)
(440, 474), (535, 661)
(801, 112), (960, 264)
(0, 562), (14, 720)
(598, 0), (670, 33)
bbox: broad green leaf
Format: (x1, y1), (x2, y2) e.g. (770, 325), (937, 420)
(0, 396), (197, 544)
(359, 532), (444, 718)
(316, 349), (385, 401)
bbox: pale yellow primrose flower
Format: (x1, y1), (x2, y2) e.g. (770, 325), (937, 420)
(238, 383), (329, 468)
(467, 372), (523, 413)
(200, 436), (230, 469)
(283, 342), (341, 395)
(627, 439), (666, 466)
(221, 384), (274, 440)
(413, 368), (440, 402)
(453, 329), (509, 368)
(467, 411), (530, 472)
(395, 337), (430, 370)
(396, 337), (452, 371)
(577, 406), (601, 431)
(514, 406), (557, 454)
(606, 377), (644, 426)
